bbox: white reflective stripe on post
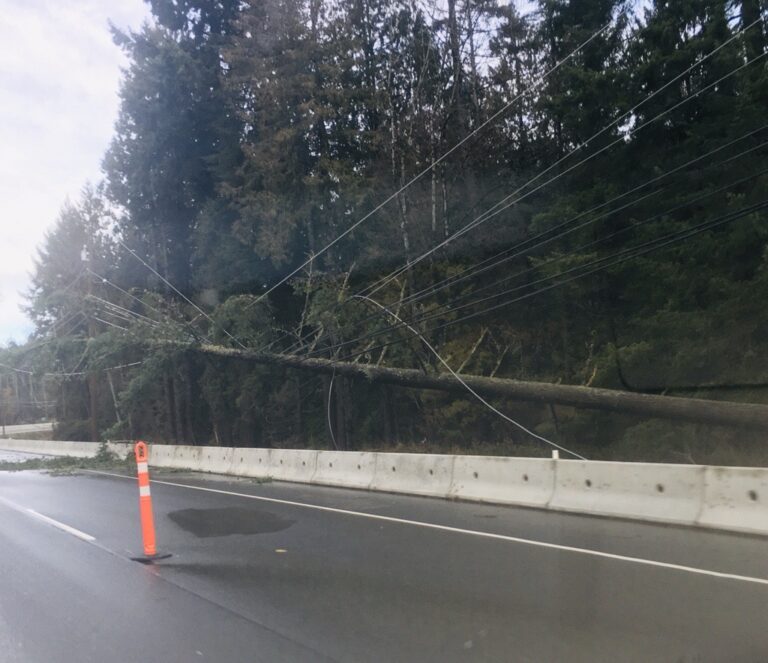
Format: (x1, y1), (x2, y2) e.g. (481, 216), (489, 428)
(139, 485), (151, 497)
(137, 461), (149, 473)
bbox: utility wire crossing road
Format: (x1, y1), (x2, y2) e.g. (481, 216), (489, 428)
(0, 463), (767, 662)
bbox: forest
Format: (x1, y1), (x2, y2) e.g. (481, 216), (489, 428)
(1, 0), (767, 464)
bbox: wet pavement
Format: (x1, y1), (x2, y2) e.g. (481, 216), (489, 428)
(1, 468), (767, 662)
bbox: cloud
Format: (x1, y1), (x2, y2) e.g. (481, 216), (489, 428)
(0, 0), (150, 344)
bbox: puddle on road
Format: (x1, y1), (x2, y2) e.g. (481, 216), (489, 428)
(168, 507), (295, 538)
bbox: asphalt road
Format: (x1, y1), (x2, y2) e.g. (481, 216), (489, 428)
(1, 467), (767, 662)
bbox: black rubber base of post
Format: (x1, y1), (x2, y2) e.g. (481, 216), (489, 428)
(131, 552), (173, 564)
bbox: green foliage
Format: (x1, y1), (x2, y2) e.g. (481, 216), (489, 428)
(210, 295), (275, 347)
(7, 0), (768, 464)
(0, 449), (133, 474)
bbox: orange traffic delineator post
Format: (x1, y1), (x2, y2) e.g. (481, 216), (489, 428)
(132, 441), (171, 563)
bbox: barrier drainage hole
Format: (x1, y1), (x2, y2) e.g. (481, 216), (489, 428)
(329, 462), (333, 468)
(429, 469), (434, 475)
(302, 461), (306, 466)
(392, 467), (396, 472)
(523, 474), (529, 482)
(357, 464), (361, 470)
(656, 483), (664, 493)
(749, 490), (758, 502)
(280, 460), (283, 465)
(240, 457), (243, 462)
(473, 472), (478, 479)
(585, 479), (592, 488)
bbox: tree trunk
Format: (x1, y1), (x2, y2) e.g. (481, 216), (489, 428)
(294, 375), (303, 441)
(172, 374), (185, 444)
(87, 373), (99, 442)
(442, 177), (449, 238)
(382, 386), (398, 443)
(192, 343), (768, 430)
(164, 375), (177, 443)
(333, 376), (348, 450)
(742, 0), (765, 62)
(431, 132), (437, 235)
(465, 0), (479, 114)
(182, 358), (196, 444)
(447, 0), (463, 129)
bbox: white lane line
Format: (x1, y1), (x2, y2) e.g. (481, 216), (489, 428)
(0, 496), (95, 543)
(86, 470), (768, 587)
(26, 509), (96, 542)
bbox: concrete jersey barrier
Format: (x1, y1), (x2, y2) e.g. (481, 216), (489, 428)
(0, 439), (99, 458)
(450, 456), (555, 507)
(312, 450), (377, 490)
(268, 449), (318, 483)
(1, 438), (767, 536)
(548, 460), (705, 525)
(230, 447), (271, 479)
(370, 452), (455, 498)
(698, 465), (768, 535)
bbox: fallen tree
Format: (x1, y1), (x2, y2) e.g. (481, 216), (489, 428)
(191, 343), (768, 430)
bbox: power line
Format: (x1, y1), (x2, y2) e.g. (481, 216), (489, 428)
(24, 270), (89, 341)
(377, 164), (768, 334)
(285, 128), (768, 354)
(16, 314), (87, 351)
(304, 167), (768, 358)
(39, 269), (86, 302)
(396, 133), (768, 308)
(45, 361), (144, 378)
(326, 198), (768, 363)
(0, 359), (143, 378)
(0, 362), (33, 375)
(88, 295), (163, 329)
(87, 268), (203, 341)
(117, 239), (246, 349)
(279, 25), (765, 357)
(354, 294), (586, 459)
(361, 23), (766, 299)
(243, 23), (612, 312)
(429, 198), (768, 328)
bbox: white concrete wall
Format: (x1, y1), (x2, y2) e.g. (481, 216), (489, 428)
(2, 438), (766, 536)
(147, 444), (177, 468)
(698, 466), (768, 535)
(311, 450), (377, 489)
(451, 456), (555, 507)
(0, 439), (99, 458)
(371, 452), (455, 498)
(229, 447), (272, 480)
(548, 460), (705, 524)
(268, 449), (318, 483)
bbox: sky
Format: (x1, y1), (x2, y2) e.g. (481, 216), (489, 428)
(0, 0), (151, 345)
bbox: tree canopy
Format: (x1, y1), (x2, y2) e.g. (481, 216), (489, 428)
(5, 0), (768, 464)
